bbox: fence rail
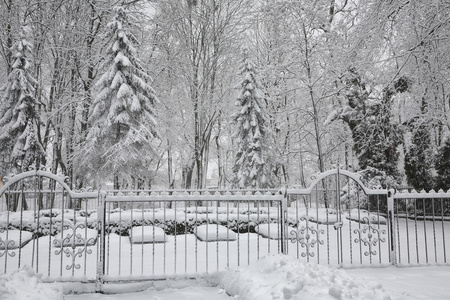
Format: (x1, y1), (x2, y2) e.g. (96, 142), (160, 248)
(1, 168), (450, 291)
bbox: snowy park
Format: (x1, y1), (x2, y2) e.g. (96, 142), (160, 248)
(2, 0), (450, 300)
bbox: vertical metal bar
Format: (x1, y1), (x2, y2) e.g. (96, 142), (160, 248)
(153, 200), (156, 275)
(195, 199), (198, 272)
(237, 198), (240, 266)
(36, 177), (41, 274)
(348, 179), (353, 265)
(357, 190), (362, 264)
(336, 169), (342, 265)
(106, 200), (111, 276)
(377, 195), (382, 263)
(17, 183), (24, 269)
(432, 198), (437, 263)
(174, 199), (177, 274)
(216, 199), (219, 270)
(226, 198), (229, 267)
(267, 199), (270, 254)
(423, 199), (429, 263)
(163, 199), (167, 274)
(4, 193), (10, 273)
(118, 202), (122, 276)
(96, 192), (106, 293)
(295, 195), (299, 259)
(72, 192), (77, 277)
(206, 198), (209, 273)
(31, 177), (38, 270)
(185, 199), (188, 273)
(257, 198), (260, 260)
(60, 193), (65, 276)
(414, 199), (419, 263)
(48, 181), (54, 277)
(395, 197), (401, 264)
(248, 197), (250, 263)
(315, 186), (320, 264)
(387, 190), (395, 265)
(130, 203), (133, 275)
(405, 198), (411, 263)
(141, 205), (144, 275)
(441, 199), (447, 263)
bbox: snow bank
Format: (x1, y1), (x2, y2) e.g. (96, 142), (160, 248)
(129, 226), (166, 243)
(194, 224), (236, 241)
(0, 266), (63, 300)
(255, 224), (299, 240)
(210, 254), (390, 300)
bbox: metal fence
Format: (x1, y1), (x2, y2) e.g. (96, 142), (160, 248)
(1, 168), (449, 290)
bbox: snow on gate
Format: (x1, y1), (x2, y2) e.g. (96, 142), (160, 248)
(1, 168), (450, 287)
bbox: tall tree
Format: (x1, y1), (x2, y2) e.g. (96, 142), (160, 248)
(0, 31), (43, 172)
(83, 5), (159, 188)
(435, 138), (450, 191)
(231, 47), (270, 189)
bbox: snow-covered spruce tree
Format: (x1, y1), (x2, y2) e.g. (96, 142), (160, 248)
(0, 32), (43, 172)
(84, 6), (159, 185)
(231, 47), (270, 189)
(404, 120), (434, 191)
(435, 138), (450, 192)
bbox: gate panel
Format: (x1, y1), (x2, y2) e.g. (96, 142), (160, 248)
(286, 169), (391, 266)
(0, 170), (98, 281)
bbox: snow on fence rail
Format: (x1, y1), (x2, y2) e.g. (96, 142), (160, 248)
(1, 168), (450, 289)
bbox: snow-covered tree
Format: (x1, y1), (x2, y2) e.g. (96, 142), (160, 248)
(404, 120), (434, 191)
(0, 32), (43, 172)
(83, 6), (159, 183)
(327, 68), (408, 187)
(231, 47), (270, 189)
(435, 138), (450, 191)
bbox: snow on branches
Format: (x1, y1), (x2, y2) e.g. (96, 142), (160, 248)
(0, 31), (43, 171)
(85, 6), (159, 172)
(232, 47), (269, 189)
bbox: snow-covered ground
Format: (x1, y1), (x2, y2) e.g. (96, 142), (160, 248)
(2, 255), (450, 300)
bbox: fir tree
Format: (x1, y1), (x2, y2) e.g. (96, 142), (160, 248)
(84, 6), (159, 178)
(435, 138), (450, 191)
(0, 31), (43, 172)
(231, 47), (269, 189)
(404, 121), (434, 191)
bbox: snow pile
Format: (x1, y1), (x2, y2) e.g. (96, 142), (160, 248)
(211, 254), (390, 300)
(129, 225), (166, 243)
(0, 266), (63, 300)
(194, 224), (236, 241)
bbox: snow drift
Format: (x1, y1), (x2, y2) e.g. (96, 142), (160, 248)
(211, 254), (390, 300)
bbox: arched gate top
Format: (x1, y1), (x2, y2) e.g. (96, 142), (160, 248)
(0, 169), (97, 199)
(287, 168), (388, 195)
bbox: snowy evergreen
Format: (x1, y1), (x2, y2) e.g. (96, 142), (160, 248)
(231, 47), (269, 189)
(435, 138), (450, 192)
(327, 68), (407, 187)
(0, 32), (43, 172)
(85, 6), (159, 174)
(404, 121), (434, 191)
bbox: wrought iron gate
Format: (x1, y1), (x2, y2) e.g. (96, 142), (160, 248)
(285, 168), (392, 266)
(0, 168), (98, 281)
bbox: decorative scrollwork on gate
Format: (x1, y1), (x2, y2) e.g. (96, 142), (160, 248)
(291, 217), (324, 260)
(353, 216), (386, 257)
(0, 227), (17, 258)
(53, 223), (96, 271)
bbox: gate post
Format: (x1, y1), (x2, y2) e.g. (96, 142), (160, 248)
(95, 191), (106, 293)
(280, 188), (288, 254)
(387, 189), (396, 265)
